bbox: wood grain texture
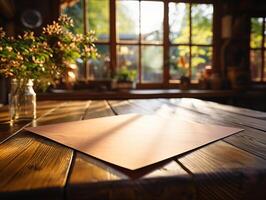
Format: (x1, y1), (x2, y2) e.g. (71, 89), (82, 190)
(83, 100), (114, 119)
(0, 101), (64, 144)
(0, 132), (72, 200)
(129, 99), (266, 200)
(67, 100), (195, 200)
(0, 106), (9, 123)
(108, 100), (152, 115)
(0, 101), (64, 123)
(203, 99), (266, 119)
(68, 156), (195, 200)
(67, 100), (126, 200)
(0, 101), (90, 200)
(161, 98), (266, 160)
(172, 98), (266, 131)
(1, 99), (266, 200)
(34, 101), (90, 126)
(178, 141), (266, 200)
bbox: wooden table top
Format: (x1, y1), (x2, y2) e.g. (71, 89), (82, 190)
(0, 98), (266, 200)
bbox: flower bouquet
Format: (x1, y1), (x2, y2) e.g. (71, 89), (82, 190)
(0, 15), (97, 122)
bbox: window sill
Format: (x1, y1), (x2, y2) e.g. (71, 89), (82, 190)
(36, 89), (266, 101)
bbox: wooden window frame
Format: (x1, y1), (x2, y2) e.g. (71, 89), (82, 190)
(84, 0), (215, 89)
(249, 17), (265, 83)
(168, 1), (214, 87)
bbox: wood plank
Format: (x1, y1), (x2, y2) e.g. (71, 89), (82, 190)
(128, 99), (266, 200)
(157, 98), (266, 160)
(107, 100), (152, 115)
(130, 99), (266, 161)
(0, 132), (72, 200)
(34, 101), (90, 125)
(224, 131), (266, 159)
(67, 101), (127, 200)
(83, 100), (114, 119)
(0, 101), (90, 200)
(0, 101), (63, 123)
(0, 101), (65, 144)
(178, 141), (266, 200)
(172, 98), (266, 131)
(204, 99), (266, 119)
(129, 98), (198, 118)
(67, 100), (195, 200)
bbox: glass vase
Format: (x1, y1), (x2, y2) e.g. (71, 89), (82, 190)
(9, 79), (36, 123)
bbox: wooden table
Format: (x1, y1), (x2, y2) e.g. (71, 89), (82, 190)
(0, 98), (266, 200)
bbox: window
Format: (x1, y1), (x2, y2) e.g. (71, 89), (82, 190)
(250, 17), (266, 82)
(62, 0), (214, 87)
(62, 0), (111, 81)
(117, 1), (164, 83)
(169, 3), (213, 83)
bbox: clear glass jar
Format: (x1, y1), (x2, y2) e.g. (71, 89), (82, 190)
(9, 79), (36, 123)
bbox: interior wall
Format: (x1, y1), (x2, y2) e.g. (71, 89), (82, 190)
(0, 0), (15, 104)
(0, 0), (61, 104)
(13, 0), (60, 35)
(221, 0), (266, 78)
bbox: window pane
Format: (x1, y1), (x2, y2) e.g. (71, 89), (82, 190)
(250, 50), (262, 81)
(141, 1), (163, 43)
(117, 1), (139, 42)
(141, 46), (163, 82)
(264, 18), (266, 48)
(250, 18), (263, 48)
(264, 51), (266, 81)
(169, 3), (190, 44)
(117, 45), (138, 81)
(88, 0), (109, 42)
(169, 46), (190, 81)
(87, 45), (110, 80)
(191, 4), (213, 45)
(191, 46), (212, 81)
(62, 0), (83, 34)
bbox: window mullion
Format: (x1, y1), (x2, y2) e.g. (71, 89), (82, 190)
(138, 0), (142, 84)
(110, 0), (116, 78)
(163, 0), (170, 87)
(189, 3), (192, 79)
(262, 17), (265, 82)
(83, 0), (88, 80)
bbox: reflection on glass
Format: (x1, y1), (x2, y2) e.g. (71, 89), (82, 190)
(191, 4), (213, 44)
(169, 3), (190, 44)
(169, 46), (190, 81)
(85, 45), (110, 80)
(88, 0), (109, 41)
(191, 46), (212, 80)
(250, 18), (263, 48)
(250, 50), (262, 81)
(141, 46), (163, 82)
(141, 1), (163, 42)
(62, 0), (84, 34)
(117, 1), (139, 42)
(117, 45), (138, 81)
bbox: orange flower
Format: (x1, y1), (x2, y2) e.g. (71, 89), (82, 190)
(179, 56), (186, 68)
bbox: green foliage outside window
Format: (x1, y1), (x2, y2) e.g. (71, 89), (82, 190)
(250, 18), (263, 49)
(62, 1), (213, 82)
